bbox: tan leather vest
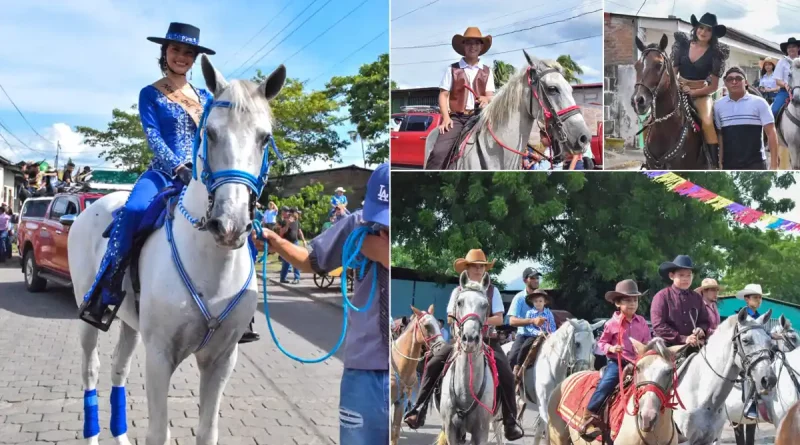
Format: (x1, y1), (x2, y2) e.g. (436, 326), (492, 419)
(448, 62), (490, 114)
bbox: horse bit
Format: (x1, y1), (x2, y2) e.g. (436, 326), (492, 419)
(635, 47), (696, 169)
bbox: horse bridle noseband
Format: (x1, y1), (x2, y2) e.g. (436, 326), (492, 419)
(179, 98), (283, 230)
(634, 47), (696, 168)
(628, 350), (684, 445)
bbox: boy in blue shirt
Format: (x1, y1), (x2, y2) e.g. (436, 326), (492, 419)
(508, 289), (556, 379)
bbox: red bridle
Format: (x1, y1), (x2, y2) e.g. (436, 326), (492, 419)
(624, 349), (685, 416)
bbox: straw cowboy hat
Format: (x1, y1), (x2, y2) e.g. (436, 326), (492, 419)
(452, 27), (492, 56)
(658, 255), (694, 281)
(736, 284), (770, 300)
(605, 279), (647, 304)
(780, 37), (800, 55)
(525, 288), (551, 306)
(695, 278), (721, 293)
(453, 249), (496, 274)
(690, 13), (727, 38)
(335, 187), (346, 193)
(760, 57), (779, 70)
(147, 22), (216, 55)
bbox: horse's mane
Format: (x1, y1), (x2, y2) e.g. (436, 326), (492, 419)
(643, 337), (670, 360)
(460, 280), (486, 294)
(479, 60), (563, 127)
(541, 318), (591, 356)
(223, 80), (272, 118)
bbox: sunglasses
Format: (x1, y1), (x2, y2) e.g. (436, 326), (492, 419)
(725, 76), (745, 82)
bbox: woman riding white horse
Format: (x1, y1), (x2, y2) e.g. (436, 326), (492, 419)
(77, 22), (258, 343)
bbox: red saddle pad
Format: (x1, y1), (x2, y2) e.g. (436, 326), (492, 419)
(556, 371), (628, 441)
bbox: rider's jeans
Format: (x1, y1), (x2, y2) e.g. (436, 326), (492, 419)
(772, 89), (790, 116)
(84, 170), (169, 303)
(587, 358), (624, 413)
(339, 368), (389, 445)
(0, 230), (7, 261)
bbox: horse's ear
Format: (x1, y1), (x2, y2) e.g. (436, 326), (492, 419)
(630, 338), (647, 356)
(201, 54), (228, 96)
(481, 272), (491, 292)
(428, 304), (435, 314)
(781, 314), (792, 330)
(659, 34), (669, 51)
(459, 270), (470, 288)
(668, 343), (688, 357)
(738, 307), (749, 323)
(523, 49), (537, 68)
(635, 36), (647, 53)
(411, 306), (421, 316)
(401, 316), (408, 325)
(757, 308), (773, 324)
(259, 64), (286, 101)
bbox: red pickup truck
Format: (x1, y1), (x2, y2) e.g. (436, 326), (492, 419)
(390, 106), (603, 169)
(17, 192), (103, 292)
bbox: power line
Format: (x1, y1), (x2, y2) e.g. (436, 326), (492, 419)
(0, 119), (52, 155)
(231, 0), (336, 79)
(391, 0), (440, 22)
(391, 9), (602, 49)
(307, 30), (387, 84)
(280, 0), (370, 65)
(390, 34), (602, 66)
(0, 83), (55, 146)
(635, 0), (649, 16)
(227, 0), (324, 78)
(219, 1), (294, 70)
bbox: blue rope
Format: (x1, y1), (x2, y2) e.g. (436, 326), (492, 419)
(254, 222), (379, 363)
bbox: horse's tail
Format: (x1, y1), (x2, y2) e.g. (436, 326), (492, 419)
(435, 430), (448, 445)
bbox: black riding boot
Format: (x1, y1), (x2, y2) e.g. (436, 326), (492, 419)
(239, 317), (261, 344)
(709, 143), (721, 169)
(404, 343), (452, 429)
(491, 342), (525, 441)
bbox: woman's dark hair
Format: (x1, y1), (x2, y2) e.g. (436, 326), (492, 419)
(760, 62), (775, 77)
(690, 26), (720, 48)
(158, 43), (198, 76)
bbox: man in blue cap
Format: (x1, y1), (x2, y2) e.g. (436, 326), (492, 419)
(259, 163), (390, 444)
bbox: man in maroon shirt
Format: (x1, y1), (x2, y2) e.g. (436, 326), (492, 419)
(650, 255), (710, 347)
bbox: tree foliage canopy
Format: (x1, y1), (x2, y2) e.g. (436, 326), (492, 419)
(391, 172), (798, 318)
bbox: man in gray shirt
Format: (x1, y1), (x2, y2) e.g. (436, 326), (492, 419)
(259, 163), (390, 445)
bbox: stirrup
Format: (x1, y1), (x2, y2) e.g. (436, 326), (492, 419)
(78, 290), (125, 332)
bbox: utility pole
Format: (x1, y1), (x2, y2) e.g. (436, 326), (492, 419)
(54, 141), (61, 171)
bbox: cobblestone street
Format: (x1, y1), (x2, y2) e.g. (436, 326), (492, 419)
(0, 259), (348, 444)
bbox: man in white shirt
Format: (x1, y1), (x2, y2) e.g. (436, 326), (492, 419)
(771, 37), (799, 116)
(404, 249), (524, 441)
(425, 27), (496, 170)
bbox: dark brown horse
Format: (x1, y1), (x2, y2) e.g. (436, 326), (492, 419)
(631, 34), (711, 170)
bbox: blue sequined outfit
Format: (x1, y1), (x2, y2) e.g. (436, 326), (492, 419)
(83, 84), (212, 305)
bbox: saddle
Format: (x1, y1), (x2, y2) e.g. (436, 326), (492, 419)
(515, 335), (546, 382)
(556, 366), (634, 442)
(444, 112), (483, 169)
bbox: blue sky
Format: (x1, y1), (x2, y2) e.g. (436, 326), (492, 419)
(390, 0), (603, 89)
(0, 0), (388, 171)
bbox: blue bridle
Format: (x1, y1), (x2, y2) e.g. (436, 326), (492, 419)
(191, 99), (283, 198)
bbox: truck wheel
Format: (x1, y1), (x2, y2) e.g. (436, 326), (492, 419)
(24, 251), (47, 292)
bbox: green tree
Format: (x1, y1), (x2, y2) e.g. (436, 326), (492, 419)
(391, 172), (796, 319)
(250, 72), (348, 175)
(267, 182), (334, 238)
(556, 55), (584, 84)
(328, 53), (390, 165)
(493, 60), (517, 89)
(75, 105), (150, 173)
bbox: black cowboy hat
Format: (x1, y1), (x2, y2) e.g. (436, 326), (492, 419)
(658, 255), (694, 281)
(781, 37), (800, 55)
(605, 279), (648, 304)
(690, 13), (727, 38)
(147, 22), (216, 55)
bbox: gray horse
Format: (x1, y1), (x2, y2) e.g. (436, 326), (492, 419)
(778, 58), (800, 168)
(69, 55), (285, 445)
(424, 50), (591, 170)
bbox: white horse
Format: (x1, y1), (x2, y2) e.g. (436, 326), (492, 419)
(500, 318), (599, 445)
(68, 55), (285, 445)
(778, 58), (800, 169)
(424, 50), (592, 170)
(436, 272), (500, 445)
(725, 315), (800, 428)
(673, 308), (778, 444)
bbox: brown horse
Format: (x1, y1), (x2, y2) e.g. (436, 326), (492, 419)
(631, 34), (711, 170)
(776, 400), (800, 445)
(390, 305), (444, 445)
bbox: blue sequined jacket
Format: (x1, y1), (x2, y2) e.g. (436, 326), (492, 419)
(138, 85), (212, 176)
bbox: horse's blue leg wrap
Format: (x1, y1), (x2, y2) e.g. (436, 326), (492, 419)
(110, 386), (127, 437)
(83, 389), (100, 438)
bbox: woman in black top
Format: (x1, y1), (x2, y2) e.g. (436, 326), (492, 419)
(671, 12), (730, 168)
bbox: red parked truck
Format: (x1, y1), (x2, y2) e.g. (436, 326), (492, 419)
(17, 192), (103, 292)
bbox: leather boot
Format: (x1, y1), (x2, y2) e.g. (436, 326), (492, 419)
(403, 398), (430, 430)
(503, 418), (524, 441)
(579, 409), (602, 441)
(239, 318), (261, 344)
(709, 143), (721, 169)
